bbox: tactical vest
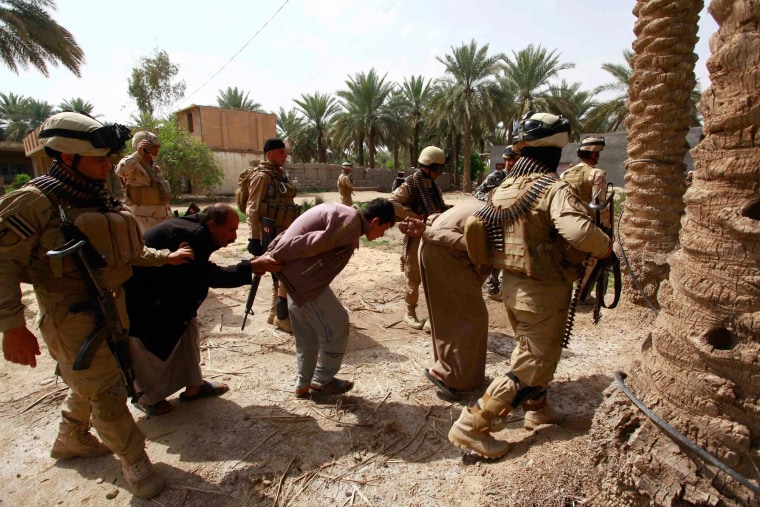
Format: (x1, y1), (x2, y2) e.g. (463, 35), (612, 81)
(256, 164), (301, 231)
(125, 162), (172, 206)
(29, 188), (145, 296)
(561, 163), (594, 205)
(488, 174), (586, 283)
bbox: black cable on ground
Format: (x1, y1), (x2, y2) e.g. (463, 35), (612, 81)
(614, 371), (760, 496)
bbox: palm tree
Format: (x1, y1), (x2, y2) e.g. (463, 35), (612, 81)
(0, 91), (29, 140)
(396, 75), (434, 167)
(276, 107), (313, 164)
(583, 49), (634, 132)
(24, 97), (53, 128)
(501, 44), (575, 125)
(0, 0), (84, 77)
(216, 86), (265, 112)
(332, 99), (366, 166)
(294, 91), (340, 163)
(58, 97), (95, 116)
(545, 80), (597, 141)
(436, 39), (510, 192)
(590, 1), (754, 502)
(336, 68), (398, 168)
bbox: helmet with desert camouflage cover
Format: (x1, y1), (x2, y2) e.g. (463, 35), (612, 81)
(513, 111), (570, 154)
(39, 112), (131, 157)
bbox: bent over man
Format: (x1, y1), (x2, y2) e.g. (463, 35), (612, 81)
(421, 200), (493, 397)
(115, 131), (173, 232)
(243, 138), (300, 333)
(126, 204), (282, 416)
(267, 199), (420, 397)
(447, 112), (612, 459)
(0, 113), (192, 498)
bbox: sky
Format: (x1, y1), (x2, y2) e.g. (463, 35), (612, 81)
(1, 0), (719, 125)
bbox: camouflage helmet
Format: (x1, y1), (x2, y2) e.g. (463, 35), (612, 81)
(502, 145), (516, 160)
(341, 161), (353, 170)
(132, 131), (160, 146)
(418, 146), (446, 166)
(39, 112), (131, 157)
(578, 136), (605, 153)
(513, 111), (570, 153)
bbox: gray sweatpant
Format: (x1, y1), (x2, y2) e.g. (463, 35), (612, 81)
(288, 288), (350, 391)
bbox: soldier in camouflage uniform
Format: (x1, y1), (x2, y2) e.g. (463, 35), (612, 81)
(243, 138), (300, 333)
(477, 146), (519, 301)
(337, 161), (354, 206)
(446, 112), (612, 459)
(389, 146), (450, 330)
(560, 136), (607, 212)
(0, 113), (193, 498)
(115, 131), (173, 233)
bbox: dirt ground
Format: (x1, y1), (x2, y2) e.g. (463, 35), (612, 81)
(0, 190), (656, 507)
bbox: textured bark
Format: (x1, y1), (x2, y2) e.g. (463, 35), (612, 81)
(591, 1), (760, 505)
(620, 0), (701, 308)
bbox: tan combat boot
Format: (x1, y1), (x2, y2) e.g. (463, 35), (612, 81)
(523, 397), (565, 430)
(122, 452), (165, 499)
(448, 406), (510, 459)
(274, 315), (293, 333)
(50, 424), (111, 460)
(404, 305), (424, 330)
(422, 318), (431, 334)
(266, 290), (278, 325)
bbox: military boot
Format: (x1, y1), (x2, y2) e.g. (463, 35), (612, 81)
(266, 290), (278, 325)
(50, 424), (111, 460)
(122, 452), (165, 499)
(423, 318), (431, 334)
(448, 406), (510, 459)
(274, 315), (293, 333)
(404, 305), (424, 330)
(523, 396), (565, 430)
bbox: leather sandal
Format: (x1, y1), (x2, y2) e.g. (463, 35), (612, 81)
(133, 399), (172, 416)
(309, 378), (354, 396)
(179, 380), (229, 402)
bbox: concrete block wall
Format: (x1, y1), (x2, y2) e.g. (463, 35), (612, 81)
(282, 163), (451, 192)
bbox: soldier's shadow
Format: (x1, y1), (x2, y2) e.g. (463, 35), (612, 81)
(55, 456), (222, 505)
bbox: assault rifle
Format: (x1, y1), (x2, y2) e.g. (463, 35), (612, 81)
(241, 216), (276, 330)
(580, 183), (622, 324)
(47, 207), (141, 403)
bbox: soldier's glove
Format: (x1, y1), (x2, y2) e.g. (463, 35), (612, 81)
(247, 238), (262, 256)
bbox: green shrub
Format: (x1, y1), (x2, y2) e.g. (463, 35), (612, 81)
(11, 173), (30, 189)
(301, 194), (325, 212)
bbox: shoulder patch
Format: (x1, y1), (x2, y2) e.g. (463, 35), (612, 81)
(0, 213), (35, 240)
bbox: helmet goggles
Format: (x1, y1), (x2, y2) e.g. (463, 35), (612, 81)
(40, 123), (132, 155)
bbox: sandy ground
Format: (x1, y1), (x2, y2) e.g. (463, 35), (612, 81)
(0, 191), (655, 506)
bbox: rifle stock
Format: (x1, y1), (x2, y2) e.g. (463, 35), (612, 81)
(241, 216), (277, 330)
(47, 238), (141, 403)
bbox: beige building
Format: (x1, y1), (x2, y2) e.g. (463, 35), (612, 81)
(175, 105), (277, 194)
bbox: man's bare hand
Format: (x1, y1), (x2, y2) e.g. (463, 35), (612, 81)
(167, 242), (194, 265)
(398, 218), (426, 237)
(251, 253), (283, 275)
(3, 326), (41, 368)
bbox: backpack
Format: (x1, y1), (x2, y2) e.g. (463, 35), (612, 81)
(235, 167), (255, 213)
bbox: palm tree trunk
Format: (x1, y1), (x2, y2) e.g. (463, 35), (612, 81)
(462, 117), (473, 193)
(590, 2), (760, 504)
(618, 0), (700, 308)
